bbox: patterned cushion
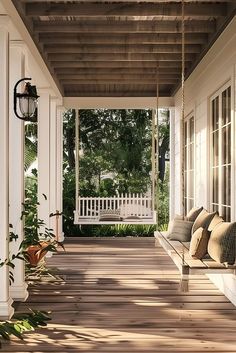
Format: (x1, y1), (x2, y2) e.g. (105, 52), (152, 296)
(208, 222), (236, 265)
(189, 227), (210, 259)
(167, 219), (194, 242)
(192, 209), (216, 235)
(185, 207), (203, 222)
(99, 214), (122, 221)
(100, 209), (120, 216)
(208, 213), (224, 232)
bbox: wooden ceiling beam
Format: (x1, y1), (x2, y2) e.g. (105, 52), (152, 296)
(44, 44), (201, 54)
(64, 91), (168, 98)
(61, 78), (178, 84)
(52, 61), (188, 68)
(54, 67), (182, 75)
(25, 2), (227, 17)
(57, 73), (179, 80)
(39, 33), (208, 45)
(48, 52), (195, 61)
(34, 20), (216, 34)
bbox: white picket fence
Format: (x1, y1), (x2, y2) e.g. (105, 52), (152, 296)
(74, 193), (155, 223)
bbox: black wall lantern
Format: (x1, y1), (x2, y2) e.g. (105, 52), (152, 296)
(14, 77), (39, 122)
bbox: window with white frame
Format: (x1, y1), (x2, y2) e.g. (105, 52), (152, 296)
(210, 84), (231, 221)
(184, 115), (195, 214)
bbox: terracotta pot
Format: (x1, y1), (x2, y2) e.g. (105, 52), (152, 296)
(26, 241), (50, 266)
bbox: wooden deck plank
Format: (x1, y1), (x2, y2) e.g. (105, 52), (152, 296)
(5, 236), (236, 353)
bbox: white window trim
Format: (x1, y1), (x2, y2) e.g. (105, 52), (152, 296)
(209, 80), (234, 220)
(184, 112), (195, 214)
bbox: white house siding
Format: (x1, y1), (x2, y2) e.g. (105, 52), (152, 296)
(172, 16), (236, 304)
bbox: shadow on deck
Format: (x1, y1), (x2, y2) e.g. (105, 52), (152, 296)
(3, 236), (236, 352)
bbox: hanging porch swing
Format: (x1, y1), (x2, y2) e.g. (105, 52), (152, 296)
(73, 104), (159, 225)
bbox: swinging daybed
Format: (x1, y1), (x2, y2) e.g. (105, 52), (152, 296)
(74, 107), (159, 225)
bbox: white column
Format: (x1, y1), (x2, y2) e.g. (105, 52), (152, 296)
(49, 99), (57, 236)
(169, 108), (175, 220)
(0, 16), (14, 319)
(56, 106), (64, 241)
(38, 90), (50, 230)
(9, 41), (28, 301)
(49, 102), (64, 241)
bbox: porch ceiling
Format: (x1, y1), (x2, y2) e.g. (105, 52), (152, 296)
(11, 0), (236, 97)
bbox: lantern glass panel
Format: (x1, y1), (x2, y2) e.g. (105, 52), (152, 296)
(19, 97), (37, 118)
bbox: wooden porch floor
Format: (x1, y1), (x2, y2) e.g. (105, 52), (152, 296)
(3, 236), (236, 352)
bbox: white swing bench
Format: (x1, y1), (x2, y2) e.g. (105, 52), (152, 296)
(74, 193), (156, 224)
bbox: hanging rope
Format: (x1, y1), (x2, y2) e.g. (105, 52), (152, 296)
(181, 0), (185, 216)
(156, 68), (160, 228)
(75, 109), (80, 221)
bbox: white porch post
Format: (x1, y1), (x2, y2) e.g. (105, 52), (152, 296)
(56, 106), (65, 241)
(9, 41), (28, 301)
(169, 108), (175, 220)
(38, 90), (50, 229)
(49, 102), (64, 241)
(0, 16), (14, 318)
(49, 98), (57, 237)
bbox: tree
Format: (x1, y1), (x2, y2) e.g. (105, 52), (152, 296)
(158, 110), (170, 182)
(63, 108), (170, 235)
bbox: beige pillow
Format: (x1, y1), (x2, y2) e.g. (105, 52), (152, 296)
(185, 207), (203, 222)
(167, 219), (193, 242)
(208, 213), (224, 232)
(208, 222), (236, 265)
(99, 214), (122, 221)
(189, 227), (210, 259)
(192, 209), (216, 234)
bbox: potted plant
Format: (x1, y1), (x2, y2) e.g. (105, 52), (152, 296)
(20, 191), (64, 266)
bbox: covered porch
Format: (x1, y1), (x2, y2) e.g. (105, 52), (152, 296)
(1, 0), (236, 351)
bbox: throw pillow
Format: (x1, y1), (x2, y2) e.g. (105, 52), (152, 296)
(189, 227), (210, 259)
(99, 214), (122, 221)
(208, 213), (224, 232)
(167, 219), (194, 242)
(208, 222), (236, 265)
(192, 209), (216, 235)
(185, 207), (203, 222)
(100, 209), (120, 216)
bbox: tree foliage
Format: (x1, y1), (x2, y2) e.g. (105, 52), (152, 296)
(63, 108), (170, 236)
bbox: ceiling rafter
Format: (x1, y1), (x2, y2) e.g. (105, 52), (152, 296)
(25, 2), (227, 17)
(33, 20), (216, 34)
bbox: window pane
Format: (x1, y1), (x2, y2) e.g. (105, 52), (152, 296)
(189, 117), (194, 143)
(189, 144), (194, 170)
(184, 121), (187, 146)
(222, 87), (231, 126)
(212, 167), (219, 203)
(222, 165), (231, 206)
(189, 170), (194, 198)
(184, 146), (187, 170)
(184, 171), (187, 197)
(222, 124), (231, 165)
(212, 204), (219, 213)
(212, 97), (219, 131)
(212, 131), (219, 166)
(221, 206), (231, 222)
